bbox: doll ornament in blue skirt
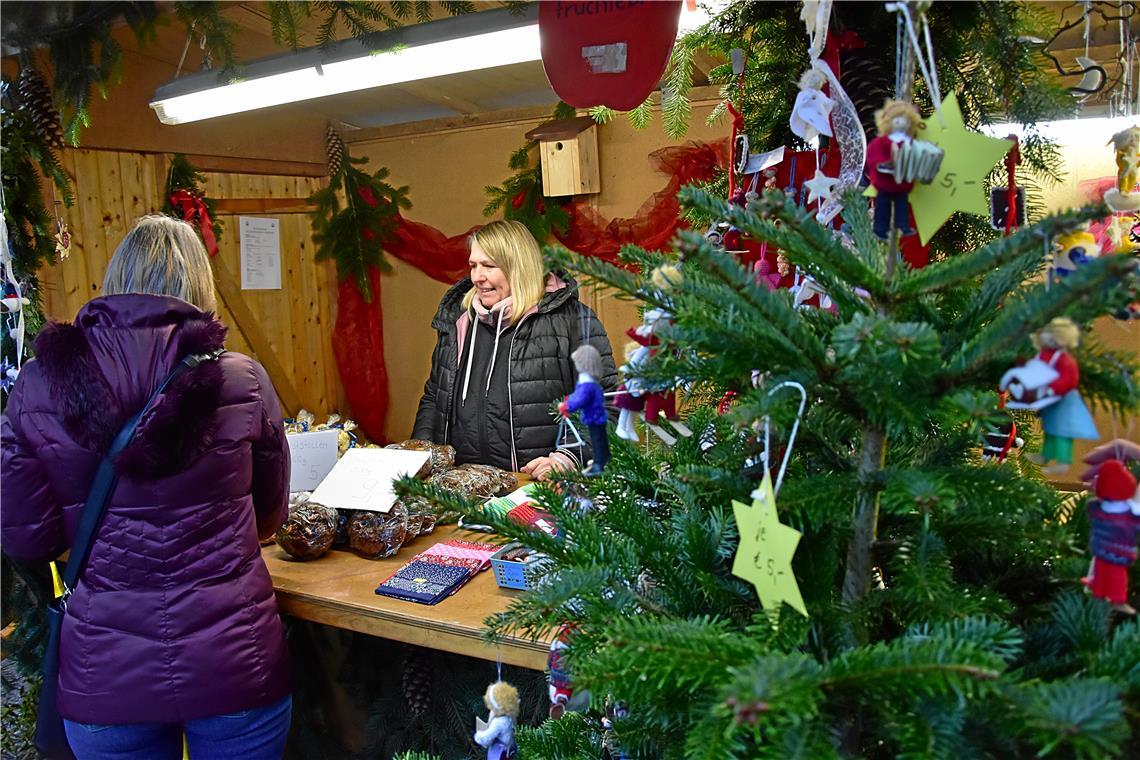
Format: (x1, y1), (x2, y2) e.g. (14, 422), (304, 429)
(1000, 317), (1099, 474)
(560, 344), (610, 476)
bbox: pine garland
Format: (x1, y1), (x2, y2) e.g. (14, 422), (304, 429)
(1, 76), (73, 273)
(308, 133), (411, 300)
(483, 102), (575, 242)
(161, 153), (223, 249)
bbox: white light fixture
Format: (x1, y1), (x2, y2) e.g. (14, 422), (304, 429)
(152, 3), (725, 125)
(982, 116), (1138, 145)
(151, 6), (541, 125)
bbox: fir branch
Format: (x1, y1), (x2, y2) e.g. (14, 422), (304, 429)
(895, 203), (1110, 298)
(683, 187), (887, 302)
(628, 96), (655, 131)
(945, 254), (1140, 381)
(821, 638), (1005, 695)
(589, 105), (618, 124)
(1006, 678), (1130, 758)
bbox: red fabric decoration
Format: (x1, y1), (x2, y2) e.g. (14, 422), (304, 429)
(555, 140), (728, 261)
(333, 266), (390, 443)
(169, 189), (218, 257)
(385, 217), (477, 284)
(539, 0), (681, 110)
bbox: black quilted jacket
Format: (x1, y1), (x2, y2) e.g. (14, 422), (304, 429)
(411, 273), (618, 470)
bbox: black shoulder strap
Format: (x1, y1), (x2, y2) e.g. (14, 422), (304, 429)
(60, 349), (224, 598)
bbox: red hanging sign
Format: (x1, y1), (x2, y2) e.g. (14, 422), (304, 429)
(539, 1), (681, 110)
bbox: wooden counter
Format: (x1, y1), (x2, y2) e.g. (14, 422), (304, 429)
(262, 523), (550, 670)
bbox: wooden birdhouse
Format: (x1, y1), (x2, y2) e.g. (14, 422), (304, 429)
(524, 116), (601, 197)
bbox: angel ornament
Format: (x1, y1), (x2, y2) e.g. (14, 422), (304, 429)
(1105, 125), (1140, 212)
(789, 68), (835, 143)
(474, 681), (519, 760)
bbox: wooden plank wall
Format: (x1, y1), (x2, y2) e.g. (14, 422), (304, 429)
(38, 148), (343, 419)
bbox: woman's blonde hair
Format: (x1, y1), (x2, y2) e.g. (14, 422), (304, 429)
(462, 220), (546, 325)
(102, 215), (217, 312)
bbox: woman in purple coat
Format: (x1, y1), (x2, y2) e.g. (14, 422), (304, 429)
(1, 216), (292, 759)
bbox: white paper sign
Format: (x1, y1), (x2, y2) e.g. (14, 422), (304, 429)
(309, 448), (430, 513)
(287, 430), (341, 492)
(239, 216), (281, 290)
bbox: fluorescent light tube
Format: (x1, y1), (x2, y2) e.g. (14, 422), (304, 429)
(151, 2), (723, 126)
(152, 24), (541, 125)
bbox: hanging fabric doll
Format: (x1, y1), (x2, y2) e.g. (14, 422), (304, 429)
(547, 624), (589, 718)
(626, 308), (693, 442)
(1000, 317), (1099, 473)
(474, 681), (519, 760)
(789, 68), (835, 143)
(865, 100), (922, 239)
(1081, 459), (1140, 614)
(613, 342), (647, 443)
(560, 344), (610, 476)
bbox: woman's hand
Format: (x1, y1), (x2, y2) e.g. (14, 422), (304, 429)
(521, 454), (574, 481)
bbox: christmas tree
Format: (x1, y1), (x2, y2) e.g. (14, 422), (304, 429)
(400, 184), (1140, 758)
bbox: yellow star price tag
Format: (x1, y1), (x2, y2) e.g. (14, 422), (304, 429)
(909, 93), (1014, 244)
(731, 473), (808, 617)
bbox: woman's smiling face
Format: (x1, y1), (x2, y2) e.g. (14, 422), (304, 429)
(469, 241), (511, 308)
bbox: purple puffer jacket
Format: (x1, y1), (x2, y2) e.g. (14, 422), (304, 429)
(1, 295), (291, 724)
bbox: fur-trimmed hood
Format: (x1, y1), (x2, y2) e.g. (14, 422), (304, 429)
(33, 294), (228, 480)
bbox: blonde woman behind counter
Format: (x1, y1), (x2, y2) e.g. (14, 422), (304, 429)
(412, 221), (617, 480)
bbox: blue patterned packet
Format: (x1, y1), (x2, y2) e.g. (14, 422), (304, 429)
(374, 560), (474, 605)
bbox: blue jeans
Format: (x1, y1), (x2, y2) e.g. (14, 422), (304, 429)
(64, 694), (291, 760)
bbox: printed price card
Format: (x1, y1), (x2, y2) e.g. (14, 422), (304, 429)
(309, 448), (430, 513)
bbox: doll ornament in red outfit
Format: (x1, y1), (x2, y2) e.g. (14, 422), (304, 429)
(866, 100), (922, 239)
(1000, 317), (1099, 473)
(1081, 459), (1140, 615)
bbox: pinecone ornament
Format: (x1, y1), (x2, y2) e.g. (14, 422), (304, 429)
(839, 49), (892, 136)
(400, 646), (433, 718)
(326, 125), (346, 177)
(17, 68), (64, 149)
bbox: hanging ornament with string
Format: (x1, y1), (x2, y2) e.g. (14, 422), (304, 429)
(793, 1), (865, 225)
(990, 135), (1025, 233)
(730, 381), (809, 618)
(52, 199), (71, 260)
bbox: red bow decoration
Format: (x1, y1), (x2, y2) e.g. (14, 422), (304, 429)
(169, 188), (218, 256)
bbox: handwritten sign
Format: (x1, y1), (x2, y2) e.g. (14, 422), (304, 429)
(908, 94), (1013, 244)
(731, 472), (807, 617)
(309, 448), (430, 513)
(286, 429), (341, 492)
